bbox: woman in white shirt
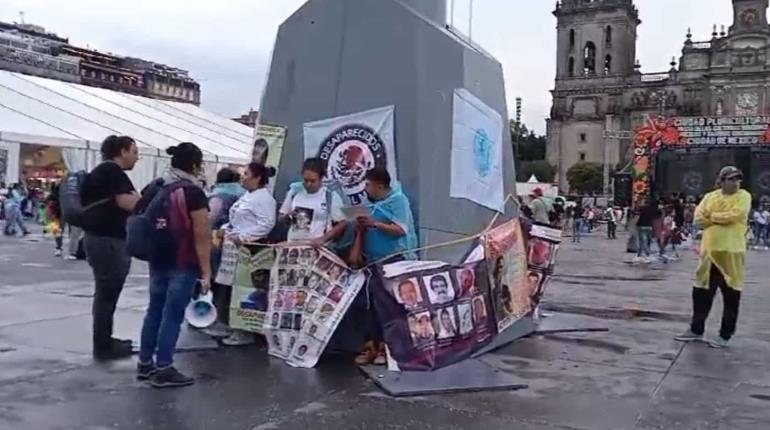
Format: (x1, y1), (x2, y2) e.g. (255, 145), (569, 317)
(279, 158), (346, 247)
(216, 162), (277, 346)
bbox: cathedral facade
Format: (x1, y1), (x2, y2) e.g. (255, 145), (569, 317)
(547, 0), (770, 191)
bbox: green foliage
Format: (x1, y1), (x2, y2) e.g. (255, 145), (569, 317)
(566, 162), (603, 194)
(517, 160), (557, 183)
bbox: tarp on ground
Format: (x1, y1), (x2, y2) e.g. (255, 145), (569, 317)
(0, 70), (254, 187)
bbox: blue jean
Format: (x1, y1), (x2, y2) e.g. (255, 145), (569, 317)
(139, 266), (199, 368)
(3, 204), (28, 235)
(637, 227), (653, 257)
(572, 219), (583, 242)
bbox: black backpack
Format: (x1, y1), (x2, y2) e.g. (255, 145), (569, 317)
(59, 170), (109, 228)
(126, 179), (194, 265)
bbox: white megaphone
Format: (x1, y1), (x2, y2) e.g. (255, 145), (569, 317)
(185, 291), (217, 328)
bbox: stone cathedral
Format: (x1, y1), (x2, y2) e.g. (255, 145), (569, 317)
(547, 0), (770, 191)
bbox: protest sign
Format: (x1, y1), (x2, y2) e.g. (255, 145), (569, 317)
(303, 106), (397, 205)
(265, 246), (365, 368)
(526, 223), (562, 305)
(253, 123), (287, 167)
(214, 239), (238, 286)
(229, 246), (275, 333)
(373, 259), (496, 371)
(484, 218), (530, 332)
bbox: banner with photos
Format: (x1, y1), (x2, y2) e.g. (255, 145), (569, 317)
(264, 246), (366, 368)
(229, 246), (275, 333)
(484, 218), (530, 332)
(253, 123), (287, 167)
(526, 223), (562, 305)
(373, 260), (496, 371)
(303, 106), (397, 205)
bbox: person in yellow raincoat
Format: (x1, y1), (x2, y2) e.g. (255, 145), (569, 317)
(675, 166), (751, 348)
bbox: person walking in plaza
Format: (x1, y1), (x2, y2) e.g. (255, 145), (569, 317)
(201, 168), (244, 338)
(675, 166), (751, 348)
(136, 142), (212, 388)
(571, 203), (585, 243)
(635, 203), (657, 262)
(81, 135), (140, 359)
(751, 204), (768, 250)
(605, 206), (618, 240)
(3, 183), (30, 236)
(216, 162), (277, 346)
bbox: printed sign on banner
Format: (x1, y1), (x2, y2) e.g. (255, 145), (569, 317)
(303, 106), (397, 205)
(374, 259), (496, 371)
(485, 219), (530, 332)
(450, 88), (504, 212)
(253, 123), (287, 167)
(264, 246), (365, 368)
(214, 239), (238, 286)
(526, 223), (562, 305)
(229, 247), (275, 333)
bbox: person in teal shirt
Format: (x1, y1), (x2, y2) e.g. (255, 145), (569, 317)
(355, 167), (418, 262)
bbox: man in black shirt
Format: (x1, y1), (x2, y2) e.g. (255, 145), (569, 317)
(81, 135), (140, 359)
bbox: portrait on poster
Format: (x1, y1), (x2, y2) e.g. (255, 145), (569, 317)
(434, 307), (459, 339)
(457, 302), (474, 335)
(392, 278), (423, 308)
(408, 311), (435, 345)
(423, 272), (455, 305)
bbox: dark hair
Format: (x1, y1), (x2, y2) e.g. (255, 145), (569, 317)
(166, 142), (203, 174)
(216, 167), (240, 184)
(253, 138), (269, 163)
(100, 135), (135, 160)
(245, 162), (276, 187)
(365, 166), (391, 187)
(302, 157), (327, 178)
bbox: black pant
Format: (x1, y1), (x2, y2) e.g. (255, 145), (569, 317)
(607, 221), (617, 239)
(211, 282), (231, 325)
(84, 234), (131, 347)
(691, 264), (741, 340)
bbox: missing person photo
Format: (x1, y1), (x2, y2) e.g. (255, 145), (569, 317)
(300, 248), (317, 265)
(272, 292), (285, 310)
(297, 344), (309, 357)
(271, 334), (282, 351)
(318, 303), (335, 322)
(472, 296), (488, 326)
(288, 336), (296, 351)
(307, 323), (319, 337)
(295, 290), (308, 310)
(316, 279), (332, 296)
(423, 273), (455, 305)
(271, 312), (280, 328)
(306, 296), (321, 313)
(328, 285), (344, 303)
(287, 248), (300, 265)
(456, 266), (477, 297)
(457, 302), (473, 335)
(277, 269), (288, 286)
(327, 264), (344, 282)
(280, 313), (293, 330)
(293, 313), (302, 330)
(316, 256), (333, 272)
(292, 207), (314, 232)
(393, 278), (423, 308)
(307, 273), (322, 290)
(278, 248), (288, 265)
(408, 311), (436, 345)
(529, 238), (554, 269)
(526, 271), (544, 299)
(435, 308), (459, 339)
(296, 269), (308, 287)
(282, 291), (296, 309)
(286, 269), (298, 286)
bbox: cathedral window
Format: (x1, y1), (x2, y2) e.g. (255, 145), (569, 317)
(583, 42), (596, 75)
(568, 57), (575, 77)
(569, 29), (575, 49)
(579, 152), (587, 161)
(604, 54), (612, 75)
(605, 26), (612, 47)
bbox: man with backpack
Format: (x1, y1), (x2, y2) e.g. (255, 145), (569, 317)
(80, 135), (140, 360)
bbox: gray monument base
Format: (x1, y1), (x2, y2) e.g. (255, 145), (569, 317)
(359, 359), (528, 397)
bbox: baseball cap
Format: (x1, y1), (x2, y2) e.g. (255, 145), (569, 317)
(718, 166), (743, 180)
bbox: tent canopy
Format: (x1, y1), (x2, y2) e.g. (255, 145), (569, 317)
(0, 70), (254, 164)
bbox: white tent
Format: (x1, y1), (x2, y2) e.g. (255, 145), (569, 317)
(0, 70), (254, 188)
(516, 174), (558, 198)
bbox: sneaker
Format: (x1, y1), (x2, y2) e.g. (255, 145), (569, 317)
(93, 340), (134, 360)
(674, 330), (703, 342)
(708, 336), (730, 348)
(137, 362), (157, 380)
(222, 330), (255, 346)
(54, 249), (62, 256)
(64, 254), (77, 261)
(202, 322), (232, 338)
(149, 366), (194, 388)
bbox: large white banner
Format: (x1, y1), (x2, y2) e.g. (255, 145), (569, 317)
(450, 89), (504, 212)
(304, 106), (397, 205)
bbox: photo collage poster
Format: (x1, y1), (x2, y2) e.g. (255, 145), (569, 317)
(264, 246), (365, 368)
(228, 246), (275, 333)
(526, 223), (562, 306)
(373, 259), (496, 371)
(484, 218), (531, 332)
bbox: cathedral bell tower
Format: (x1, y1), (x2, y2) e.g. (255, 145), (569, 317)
(729, 0), (769, 35)
(553, 0), (641, 80)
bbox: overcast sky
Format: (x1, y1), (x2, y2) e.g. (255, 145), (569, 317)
(0, 0), (736, 134)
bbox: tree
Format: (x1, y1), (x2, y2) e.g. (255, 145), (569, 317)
(517, 160), (557, 183)
(566, 162), (603, 195)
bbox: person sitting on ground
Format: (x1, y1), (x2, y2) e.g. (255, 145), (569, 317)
(215, 162), (277, 346)
(136, 142), (211, 388)
(279, 157), (347, 246)
(675, 166), (751, 348)
(202, 168), (244, 338)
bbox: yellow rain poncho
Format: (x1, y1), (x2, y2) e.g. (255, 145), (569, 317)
(693, 188), (752, 291)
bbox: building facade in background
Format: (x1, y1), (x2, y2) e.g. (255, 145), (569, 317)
(0, 20), (200, 104)
(548, 0), (770, 191)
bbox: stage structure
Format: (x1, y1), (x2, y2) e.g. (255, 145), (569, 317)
(632, 115), (770, 207)
(257, 0), (517, 262)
